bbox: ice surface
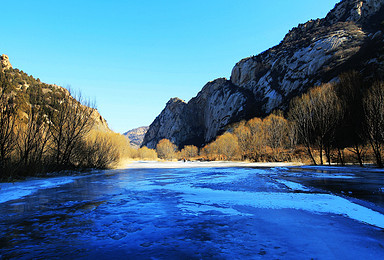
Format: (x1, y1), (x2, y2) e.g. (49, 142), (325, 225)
(0, 177), (76, 204)
(126, 180), (384, 228)
(112, 165), (384, 228)
(1, 163), (384, 259)
(0, 173), (97, 204)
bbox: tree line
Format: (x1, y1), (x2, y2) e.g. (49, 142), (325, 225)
(154, 71), (384, 167)
(288, 71), (384, 167)
(2, 67), (383, 181)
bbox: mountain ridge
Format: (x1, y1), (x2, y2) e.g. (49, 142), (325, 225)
(142, 0), (384, 149)
(0, 54), (111, 133)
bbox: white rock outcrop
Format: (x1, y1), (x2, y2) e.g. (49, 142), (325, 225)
(231, 24), (366, 113)
(0, 54), (12, 70)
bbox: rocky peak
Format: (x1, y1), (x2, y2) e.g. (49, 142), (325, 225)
(141, 97), (189, 148)
(325, 0), (384, 25)
(166, 97), (186, 107)
(282, 19), (322, 43)
(1, 54), (12, 70)
(230, 0), (384, 114)
(281, 0), (384, 45)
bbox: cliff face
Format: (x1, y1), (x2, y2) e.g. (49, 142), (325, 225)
(143, 0), (384, 149)
(231, 0), (384, 113)
(142, 79), (256, 148)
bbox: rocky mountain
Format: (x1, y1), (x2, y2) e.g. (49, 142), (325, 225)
(143, 79), (257, 149)
(142, 0), (384, 149)
(0, 54), (111, 132)
(123, 126), (149, 148)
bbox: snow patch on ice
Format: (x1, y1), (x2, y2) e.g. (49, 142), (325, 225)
(177, 187), (384, 228)
(275, 179), (311, 191)
(130, 181), (384, 229)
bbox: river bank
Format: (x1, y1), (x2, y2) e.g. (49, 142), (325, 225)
(121, 160), (303, 169)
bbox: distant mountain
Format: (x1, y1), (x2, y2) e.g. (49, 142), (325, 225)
(142, 0), (384, 149)
(124, 126), (149, 148)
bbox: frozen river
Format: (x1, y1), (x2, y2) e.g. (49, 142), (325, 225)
(1, 163), (384, 259)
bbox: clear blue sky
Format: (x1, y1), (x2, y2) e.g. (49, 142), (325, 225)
(1, 0), (339, 133)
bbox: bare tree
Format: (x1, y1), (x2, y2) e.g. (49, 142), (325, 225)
(336, 71), (365, 166)
(289, 84), (342, 165)
(180, 145), (198, 160)
(138, 146), (158, 160)
(289, 94), (317, 164)
(0, 71), (18, 175)
(214, 132), (240, 161)
(16, 105), (51, 175)
(156, 139), (177, 160)
(311, 84), (343, 165)
(363, 81), (384, 167)
(73, 133), (119, 169)
(48, 89), (95, 168)
(287, 121), (298, 151)
(246, 117), (265, 161)
(201, 142), (219, 161)
(233, 123), (252, 160)
(263, 112), (289, 160)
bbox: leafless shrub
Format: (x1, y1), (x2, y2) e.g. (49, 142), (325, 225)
(156, 139), (177, 160)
